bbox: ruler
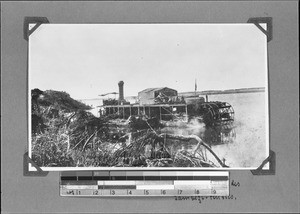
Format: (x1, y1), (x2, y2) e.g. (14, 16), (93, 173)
(60, 171), (229, 197)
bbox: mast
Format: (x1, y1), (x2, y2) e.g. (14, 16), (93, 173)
(194, 78), (197, 96)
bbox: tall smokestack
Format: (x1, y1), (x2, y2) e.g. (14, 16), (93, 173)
(118, 81), (124, 103)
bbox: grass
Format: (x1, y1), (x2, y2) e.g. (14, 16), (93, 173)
(31, 89), (220, 168)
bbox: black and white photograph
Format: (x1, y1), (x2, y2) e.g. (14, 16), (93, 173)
(28, 24), (269, 170)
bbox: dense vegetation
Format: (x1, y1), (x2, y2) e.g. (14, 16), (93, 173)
(31, 89), (222, 168)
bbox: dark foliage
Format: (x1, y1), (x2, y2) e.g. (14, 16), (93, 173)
(128, 116), (163, 130)
(103, 99), (118, 106)
(38, 90), (91, 112)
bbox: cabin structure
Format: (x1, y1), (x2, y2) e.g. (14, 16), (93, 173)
(138, 87), (178, 105)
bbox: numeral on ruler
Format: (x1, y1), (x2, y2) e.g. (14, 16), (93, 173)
(66, 190), (74, 195)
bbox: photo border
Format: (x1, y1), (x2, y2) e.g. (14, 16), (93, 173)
(25, 17), (272, 172)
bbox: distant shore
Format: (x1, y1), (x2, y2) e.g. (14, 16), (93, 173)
(78, 87), (265, 102)
(178, 87), (265, 97)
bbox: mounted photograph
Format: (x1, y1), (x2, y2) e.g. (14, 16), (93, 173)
(28, 24), (269, 170)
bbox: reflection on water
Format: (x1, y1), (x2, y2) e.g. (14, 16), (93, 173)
(202, 125), (236, 146)
(160, 123), (236, 147)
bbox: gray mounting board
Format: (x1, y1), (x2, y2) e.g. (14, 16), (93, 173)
(1, 1), (299, 213)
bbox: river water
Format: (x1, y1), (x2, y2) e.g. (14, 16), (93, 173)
(161, 92), (268, 168)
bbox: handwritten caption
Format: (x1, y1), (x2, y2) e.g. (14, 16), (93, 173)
(174, 179), (240, 203)
(231, 180), (240, 187)
(174, 195), (236, 203)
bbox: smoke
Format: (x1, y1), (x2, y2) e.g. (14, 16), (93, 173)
(161, 118), (205, 136)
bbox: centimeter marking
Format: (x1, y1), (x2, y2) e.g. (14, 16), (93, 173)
(60, 187), (228, 197)
(60, 171), (229, 197)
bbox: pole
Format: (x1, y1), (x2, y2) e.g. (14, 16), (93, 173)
(159, 106), (162, 121)
(185, 105), (188, 122)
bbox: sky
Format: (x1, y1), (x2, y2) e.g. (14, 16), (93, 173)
(29, 24), (268, 99)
